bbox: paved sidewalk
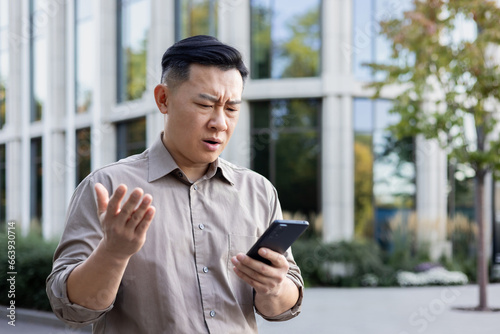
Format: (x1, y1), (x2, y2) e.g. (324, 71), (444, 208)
(1, 284), (499, 333)
(259, 284), (500, 334)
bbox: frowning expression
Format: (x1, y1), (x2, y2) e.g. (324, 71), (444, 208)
(155, 64), (244, 174)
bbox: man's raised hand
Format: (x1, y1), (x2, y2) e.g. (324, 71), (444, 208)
(95, 183), (155, 260)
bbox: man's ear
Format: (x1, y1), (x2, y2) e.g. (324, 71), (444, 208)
(154, 84), (169, 115)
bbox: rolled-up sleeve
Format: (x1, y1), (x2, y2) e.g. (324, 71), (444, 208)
(255, 251), (304, 321)
(46, 262), (113, 326)
(46, 176), (112, 326)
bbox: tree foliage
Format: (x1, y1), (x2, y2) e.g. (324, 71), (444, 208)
(368, 0), (500, 177)
(367, 0), (500, 310)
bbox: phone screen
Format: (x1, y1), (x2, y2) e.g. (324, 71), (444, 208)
(246, 220), (309, 265)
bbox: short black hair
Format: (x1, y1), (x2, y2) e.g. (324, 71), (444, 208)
(160, 35), (249, 88)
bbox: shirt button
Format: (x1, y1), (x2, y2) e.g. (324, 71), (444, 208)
(203, 267), (209, 273)
(210, 310), (216, 317)
(178, 172), (183, 178)
(199, 223), (205, 230)
(193, 185), (198, 190)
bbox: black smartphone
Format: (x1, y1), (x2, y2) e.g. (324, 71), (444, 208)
(246, 220), (309, 265)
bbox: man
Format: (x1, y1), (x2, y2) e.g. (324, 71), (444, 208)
(47, 35), (303, 333)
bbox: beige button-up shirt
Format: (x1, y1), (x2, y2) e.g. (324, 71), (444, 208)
(47, 134), (303, 334)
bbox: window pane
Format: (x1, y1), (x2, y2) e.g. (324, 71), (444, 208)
(353, 99), (373, 133)
(374, 98), (398, 130)
(353, 98), (415, 242)
(30, 137), (43, 227)
(251, 101), (270, 128)
(76, 0), (92, 20)
(116, 117), (147, 160)
(32, 37), (46, 121)
(75, 0), (94, 113)
(449, 163), (475, 220)
(118, 0), (150, 102)
(178, 0), (217, 39)
(354, 134), (374, 238)
(31, 0), (47, 122)
(0, 52), (7, 129)
(251, 99), (320, 219)
(271, 99), (319, 129)
(250, 0), (321, 79)
(76, 128), (92, 184)
(352, 0), (411, 81)
(275, 131), (319, 214)
(0, 0), (8, 28)
(251, 132), (270, 177)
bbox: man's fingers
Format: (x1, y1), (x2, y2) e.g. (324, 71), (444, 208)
(106, 184), (128, 216)
(232, 254), (271, 281)
(125, 194), (153, 228)
(135, 206), (156, 234)
(258, 248), (287, 268)
(94, 183), (110, 216)
(118, 188), (144, 219)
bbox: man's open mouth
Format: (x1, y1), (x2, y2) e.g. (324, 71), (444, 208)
(203, 139), (221, 145)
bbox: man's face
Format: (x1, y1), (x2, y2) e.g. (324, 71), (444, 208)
(159, 64), (243, 172)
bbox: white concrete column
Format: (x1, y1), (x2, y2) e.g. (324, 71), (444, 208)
(415, 135), (449, 259)
(218, 0), (250, 62)
(321, 0), (355, 242)
(64, 0), (76, 207)
(322, 95), (354, 242)
(94, 0), (117, 168)
(5, 0), (24, 225)
(42, 0), (67, 239)
(20, 0), (31, 235)
(6, 141), (22, 223)
(217, 0), (251, 168)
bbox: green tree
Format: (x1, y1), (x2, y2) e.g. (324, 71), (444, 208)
(368, 0), (500, 311)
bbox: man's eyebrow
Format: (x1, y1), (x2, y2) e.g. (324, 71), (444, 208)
(198, 93), (242, 105)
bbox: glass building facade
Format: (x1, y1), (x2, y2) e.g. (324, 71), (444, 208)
(0, 0), (493, 266)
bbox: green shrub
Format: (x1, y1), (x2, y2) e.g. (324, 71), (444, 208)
(0, 231), (58, 311)
(292, 238), (396, 287)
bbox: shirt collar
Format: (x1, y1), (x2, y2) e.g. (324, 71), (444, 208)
(148, 133), (234, 186)
(148, 134), (179, 182)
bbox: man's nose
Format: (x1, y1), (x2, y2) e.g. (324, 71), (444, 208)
(208, 108), (228, 132)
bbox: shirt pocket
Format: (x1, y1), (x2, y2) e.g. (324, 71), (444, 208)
(227, 234), (258, 306)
